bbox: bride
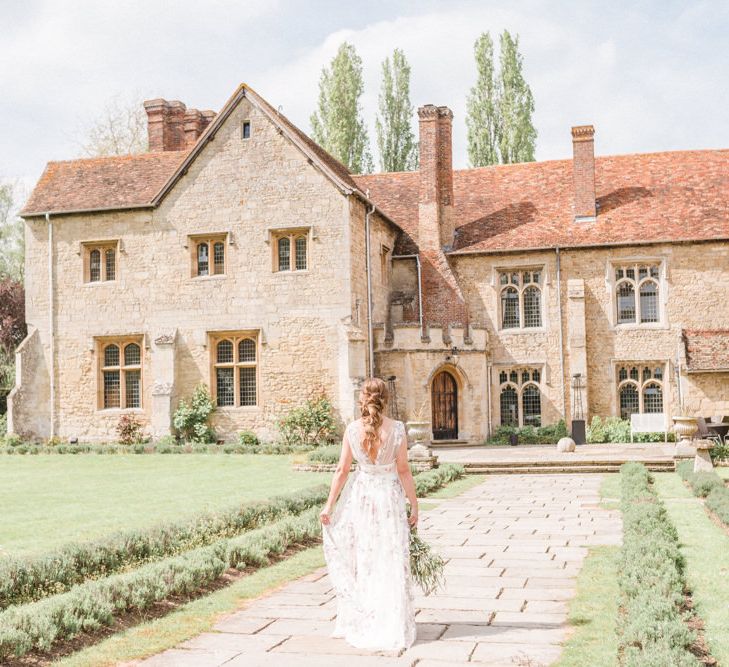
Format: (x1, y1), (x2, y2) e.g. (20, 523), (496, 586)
(319, 377), (418, 651)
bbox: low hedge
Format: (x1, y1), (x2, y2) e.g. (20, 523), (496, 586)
(0, 508), (322, 661)
(676, 460), (729, 528)
(0, 485), (328, 610)
(486, 420), (568, 445)
(414, 464), (464, 497)
(617, 462), (699, 666)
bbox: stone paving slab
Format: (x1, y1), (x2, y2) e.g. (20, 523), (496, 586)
(135, 474), (622, 667)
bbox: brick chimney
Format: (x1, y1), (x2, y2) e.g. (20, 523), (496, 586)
(144, 99), (215, 152)
(418, 105), (454, 250)
(571, 125), (596, 220)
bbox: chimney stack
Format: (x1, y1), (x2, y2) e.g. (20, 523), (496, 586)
(144, 99), (216, 152)
(417, 105), (454, 250)
(571, 125), (596, 220)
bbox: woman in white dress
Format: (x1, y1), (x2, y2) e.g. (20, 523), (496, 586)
(319, 377), (418, 651)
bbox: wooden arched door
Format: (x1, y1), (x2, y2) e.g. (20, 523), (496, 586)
(431, 370), (458, 440)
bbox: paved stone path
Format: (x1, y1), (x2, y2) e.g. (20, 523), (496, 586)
(136, 475), (622, 667)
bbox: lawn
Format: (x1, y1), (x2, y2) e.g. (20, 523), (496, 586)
(0, 455), (330, 557)
(654, 472), (729, 665)
(716, 466), (729, 480)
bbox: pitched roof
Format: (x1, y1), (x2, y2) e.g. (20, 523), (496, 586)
(21, 152), (188, 217)
(21, 84), (362, 218)
(683, 330), (729, 372)
(354, 149), (729, 255)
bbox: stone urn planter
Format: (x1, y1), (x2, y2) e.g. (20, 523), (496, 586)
(672, 416), (698, 458)
(406, 420), (432, 460)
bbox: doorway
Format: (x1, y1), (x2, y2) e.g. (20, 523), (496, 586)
(431, 370), (458, 440)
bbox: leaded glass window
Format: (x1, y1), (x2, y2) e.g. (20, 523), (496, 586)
(89, 250), (101, 282)
(616, 363), (666, 419)
(500, 386), (519, 427)
(295, 236), (307, 270)
(197, 243), (209, 276)
(498, 269), (543, 330)
(212, 334), (258, 407)
(192, 236), (226, 277)
(619, 383), (640, 420)
(614, 263), (662, 325)
(522, 385), (542, 427)
(497, 366), (543, 428)
(278, 237), (290, 272)
(99, 339), (143, 409)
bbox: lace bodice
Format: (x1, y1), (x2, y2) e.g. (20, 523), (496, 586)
(345, 418), (405, 467)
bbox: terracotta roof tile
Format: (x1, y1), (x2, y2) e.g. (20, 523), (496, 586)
(683, 330), (729, 372)
(354, 149), (729, 254)
(21, 151), (189, 217)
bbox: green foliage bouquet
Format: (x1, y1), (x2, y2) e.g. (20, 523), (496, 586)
(408, 508), (445, 595)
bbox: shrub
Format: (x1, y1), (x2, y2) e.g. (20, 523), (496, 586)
(709, 441), (729, 463)
(705, 486), (729, 527)
(487, 420), (567, 445)
(414, 464), (464, 497)
(3, 433), (22, 448)
(0, 508), (323, 661)
(0, 413), (6, 438)
(587, 416), (673, 443)
(307, 444), (342, 465)
(0, 485), (328, 610)
(675, 461), (726, 498)
(116, 414), (144, 445)
(277, 395), (336, 448)
(173, 384), (216, 443)
(238, 430), (260, 448)
(617, 463), (698, 666)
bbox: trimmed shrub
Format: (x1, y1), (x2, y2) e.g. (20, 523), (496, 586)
(617, 462), (699, 666)
(0, 509), (323, 661)
(307, 444), (341, 465)
(487, 420), (568, 445)
(676, 461), (726, 498)
(0, 413), (6, 438)
(705, 486), (729, 527)
(0, 485), (328, 610)
(277, 395), (336, 448)
(414, 464), (464, 497)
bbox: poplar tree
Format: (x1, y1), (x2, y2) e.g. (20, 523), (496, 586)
(310, 42), (373, 174)
(466, 33), (499, 167)
(376, 49), (418, 172)
(497, 31), (537, 164)
(466, 30), (537, 166)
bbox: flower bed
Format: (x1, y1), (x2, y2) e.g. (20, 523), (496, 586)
(0, 508), (322, 661)
(617, 462), (699, 666)
(0, 485), (328, 610)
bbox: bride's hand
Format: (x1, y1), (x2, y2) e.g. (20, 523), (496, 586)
(319, 508), (332, 525)
(408, 510), (418, 527)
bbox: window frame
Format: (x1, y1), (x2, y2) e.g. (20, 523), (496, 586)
(614, 362), (667, 419)
(96, 336), (144, 411)
(190, 233), (228, 279)
(271, 229), (309, 273)
(496, 366), (543, 427)
(209, 332), (259, 409)
(609, 260), (666, 329)
(82, 241), (119, 284)
(496, 267), (545, 331)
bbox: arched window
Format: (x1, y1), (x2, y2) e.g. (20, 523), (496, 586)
(213, 242), (225, 275)
(499, 270), (542, 329)
(615, 264), (661, 325)
(616, 363), (665, 419)
(278, 237), (290, 272)
(522, 384), (541, 427)
(197, 243), (209, 276)
(501, 287), (520, 328)
(500, 386), (519, 426)
(616, 281), (635, 323)
(99, 339), (142, 409)
(105, 249), (116, 281)
(295, 236), (307, 270)
(89, 249), (101, 282)
(212, 335), (258, 407)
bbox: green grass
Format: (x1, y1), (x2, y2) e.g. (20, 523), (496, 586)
(554, 546), (620, 667)
(556, 472), (621, 666)
(715, 467), (729, 480)
(54, 545), (326, 667)
(0, 455), (330, 557)
(654, 472), (729, 665)
(419, 474), (485, 511)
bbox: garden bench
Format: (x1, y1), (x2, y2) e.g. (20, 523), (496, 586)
(630, 413), (668, 443)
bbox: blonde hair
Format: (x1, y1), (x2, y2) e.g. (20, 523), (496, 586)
(359, 377), (389, 463)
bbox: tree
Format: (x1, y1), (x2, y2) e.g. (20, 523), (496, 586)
(310, 43), (373, 174)
(497, 31), (536, 164)
(466, 33), (499, 167)
(375, 49), (418, 172)
(0, 181), (24, 282)
(80, 93), (148, 157)
(466, 31), (537, 166)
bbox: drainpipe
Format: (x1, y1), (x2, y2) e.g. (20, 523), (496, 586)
(555, 247), (567, 421)
(46, 212), (55, 438)
(391, 253), (423, 333)
(364, 199), (376, 377)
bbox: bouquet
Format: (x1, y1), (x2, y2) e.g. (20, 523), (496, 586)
(408, 508), (445, 595)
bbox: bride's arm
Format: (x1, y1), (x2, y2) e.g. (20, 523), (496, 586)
(320, 431), (353, 524)
(396, 431), (418, 527)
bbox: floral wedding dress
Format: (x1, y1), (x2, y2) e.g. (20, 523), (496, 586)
(322, 418), (416, 651)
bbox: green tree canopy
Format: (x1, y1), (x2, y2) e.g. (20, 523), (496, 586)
(375, 48), (418, 172)
(0, 182), (24, 282)
(310, 42), (373, 174)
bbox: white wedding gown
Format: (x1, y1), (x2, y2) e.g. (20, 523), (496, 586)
(322, 418), (416, 651)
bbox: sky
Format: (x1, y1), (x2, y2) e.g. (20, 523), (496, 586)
(1, 0), (728, 197)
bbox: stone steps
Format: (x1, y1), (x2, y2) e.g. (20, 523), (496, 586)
(463, 460), (675, 475)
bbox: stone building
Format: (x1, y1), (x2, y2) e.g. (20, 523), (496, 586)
(8, 83), (729, 444)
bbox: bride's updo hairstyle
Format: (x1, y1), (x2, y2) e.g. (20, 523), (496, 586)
(359, 377), (389, 463)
